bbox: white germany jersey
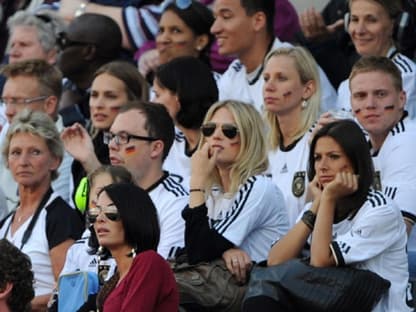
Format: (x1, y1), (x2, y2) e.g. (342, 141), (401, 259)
(268, 133), (311, 227)
(330, 191), (411, 312)
(371, 116), (416, 225)
(336, 50), (416, 119)
(149, 173), (188, 259)
(163, 129), (191, 190)
(206, 175), (289, 262)
(217, 38), (337, 114)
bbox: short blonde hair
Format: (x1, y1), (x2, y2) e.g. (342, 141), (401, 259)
(264, 46), (321, 149)
(200, 100), (268, 194)
(3, 109), (63, 181)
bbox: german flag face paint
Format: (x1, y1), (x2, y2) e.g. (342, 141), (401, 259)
(124, 145), (136, 155)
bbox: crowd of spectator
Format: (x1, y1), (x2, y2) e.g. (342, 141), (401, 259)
(0, 0), (415, 311)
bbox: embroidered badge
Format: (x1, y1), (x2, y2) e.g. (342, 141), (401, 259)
(292, 171), (306, 197)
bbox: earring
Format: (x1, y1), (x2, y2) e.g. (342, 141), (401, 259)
(127, 247), (137, 258)
(301, 99), (308, 109)
(196, 46), (202, 51)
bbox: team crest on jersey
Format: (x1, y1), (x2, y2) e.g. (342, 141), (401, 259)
(373, 171), (382, 191)
(98, 264), (110, 284)
(292, 171), (306, 197)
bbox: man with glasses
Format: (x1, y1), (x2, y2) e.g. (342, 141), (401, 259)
(56, 13), (122, 127)
(0, 59), (72, 213)
(106, 101), (187, 259)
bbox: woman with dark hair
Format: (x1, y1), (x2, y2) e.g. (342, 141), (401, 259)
(61, 61), (148, 210)
(138, 0), (216, 81)
(153, 56), (218, 186)
(90, 183), (179, 311)
(262, 120), (410, 312)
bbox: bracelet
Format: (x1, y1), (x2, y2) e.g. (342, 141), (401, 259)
(189, 188), (205, 193)
(301, 210), (316, 231)
(74, 2), (88, 18)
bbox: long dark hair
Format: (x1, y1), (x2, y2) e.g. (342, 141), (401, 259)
(308, 120), (374, 220)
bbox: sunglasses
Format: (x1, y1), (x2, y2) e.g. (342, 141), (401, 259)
(201, 122), (239, 139)
(56, 32), (94, 50)
(87, 205), (120, 223)
(176, 0), (192, 9)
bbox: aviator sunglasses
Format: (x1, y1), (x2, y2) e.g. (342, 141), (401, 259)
(201, 122), (239, 139)
(87, 205), (120, 223)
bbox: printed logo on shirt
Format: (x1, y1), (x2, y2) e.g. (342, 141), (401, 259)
(280, 163), (288, 174)
(292, 171), (306, 197)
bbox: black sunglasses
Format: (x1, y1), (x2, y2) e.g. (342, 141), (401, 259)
(201, 122), (239, 139)
(87, 205), (120, 223)
(56, 32), (93, 50)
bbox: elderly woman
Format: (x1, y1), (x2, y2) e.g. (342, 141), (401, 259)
(0, 110), (83, 311)
(91, 183), (179, 311)
(264, 46), (321, 227)
(336, 0), (416, 118)
(184, 100), (289, 284)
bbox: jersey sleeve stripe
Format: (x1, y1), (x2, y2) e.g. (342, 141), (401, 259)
(402, 211), (416, 225)
(213, 176), (257, 234)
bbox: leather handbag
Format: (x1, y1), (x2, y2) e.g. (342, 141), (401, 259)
(244, 258), (390, 312)
(170, 258), (247, 312)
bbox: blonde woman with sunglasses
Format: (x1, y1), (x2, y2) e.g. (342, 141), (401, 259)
(183, 100), (289, 284)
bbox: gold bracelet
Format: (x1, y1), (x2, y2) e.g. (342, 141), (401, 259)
(74, 2), (88, 18)
(189, 188), (205, 193)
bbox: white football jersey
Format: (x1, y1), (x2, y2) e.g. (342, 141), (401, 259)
(149, 172), (188, 259)
(330, 191), (411, 312)
(163, 129), (191, 190)
(268, 133), (311, 227)
(206, 175), (289, 262)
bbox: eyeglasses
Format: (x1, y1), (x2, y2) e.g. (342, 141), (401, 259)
(56, 32), (93, 50)
(176, 0), (192, 9)
(103, 131), (159, 146)
(201, 122), (239, 139)
(0, 95), (48, 106)
(87, 204), (120, 223)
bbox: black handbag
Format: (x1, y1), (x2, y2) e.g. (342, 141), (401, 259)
(244, 258), (390, 312)
(170, 258), (247, 312)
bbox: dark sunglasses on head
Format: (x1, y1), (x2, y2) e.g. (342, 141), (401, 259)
(56, 32), (93, 50)
(87, 205), (120, 223)
(201, 122), (239, 139)
(175, 0), (192, 9)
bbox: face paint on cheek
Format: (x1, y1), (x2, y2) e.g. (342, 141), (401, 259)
(384, 105), (394, 110)
(353, 108), (361, 114)
(282, 91), (292, 97)
(124, 145), (137, 156)
(110, 106), (122, 113)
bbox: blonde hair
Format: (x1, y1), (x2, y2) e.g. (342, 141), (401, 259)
(3, 109), (63, 181)
(264, 46), (321, 150)
(200, 100), (268, 194)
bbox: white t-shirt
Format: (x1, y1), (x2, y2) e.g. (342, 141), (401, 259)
(329, 191), (411, 312)
(148, 172), (188, 259)
(268, 133), (311, 227)
(0, 192), (82, 296)
(163, 129), (191, 190)
(217, 38), (337, 114)
(336, 49), (416, 119)
(206, 175), (289, 262)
